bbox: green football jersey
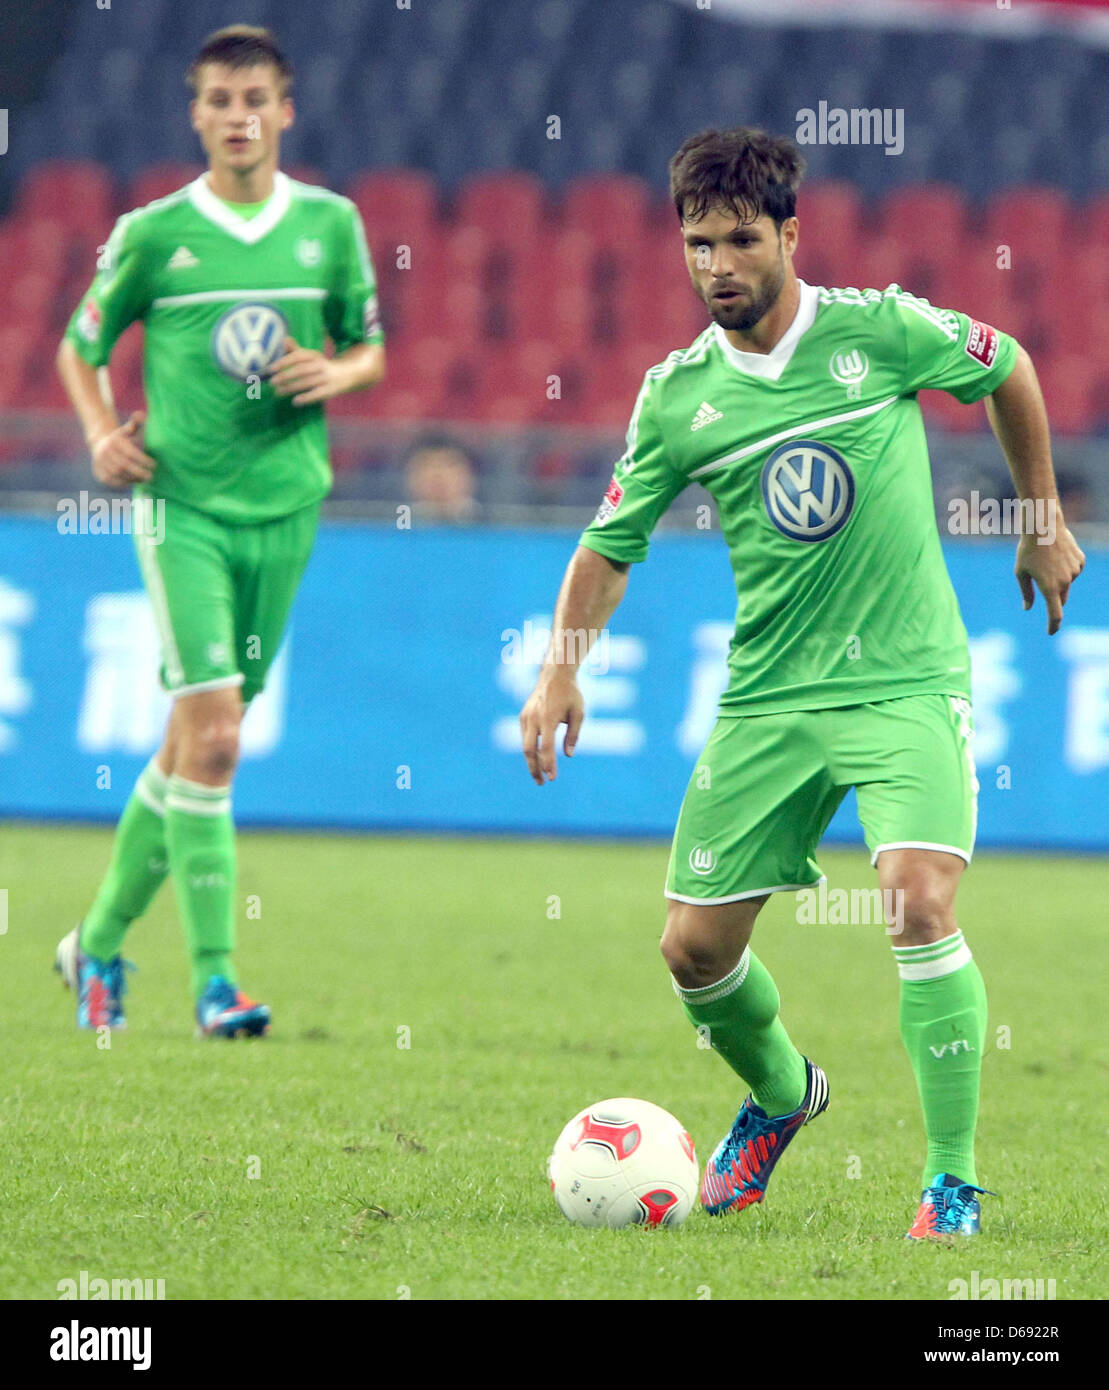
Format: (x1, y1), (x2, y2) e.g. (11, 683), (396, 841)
(579, 281), (1018, 714)
(65, 171), (384, 524)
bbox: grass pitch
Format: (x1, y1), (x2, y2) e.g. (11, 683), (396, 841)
(1, 823), (1105, 1300)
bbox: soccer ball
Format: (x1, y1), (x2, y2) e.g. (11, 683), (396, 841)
(547, 1097), (699, 1228)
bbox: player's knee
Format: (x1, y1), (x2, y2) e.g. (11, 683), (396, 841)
(178, 719), (240, 784)
(895, 882), (956, 942)
(660, 919), (725, 989)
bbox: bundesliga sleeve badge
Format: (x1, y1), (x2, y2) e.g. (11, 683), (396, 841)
(594, 476), (624, 526)
(964, 320), (999, 368)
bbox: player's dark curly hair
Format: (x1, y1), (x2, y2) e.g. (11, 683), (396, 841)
(669, 127), (805, 228)
(187, 25), (294, 97)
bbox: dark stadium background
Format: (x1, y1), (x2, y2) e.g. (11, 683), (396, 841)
(0, 0), (1106, 850)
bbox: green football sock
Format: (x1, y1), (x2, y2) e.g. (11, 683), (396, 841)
(893, 931), (987, 1190)
(81, 758), (171, 959)
(673, 948), (808, 1117)
(164, 774), (237, 999)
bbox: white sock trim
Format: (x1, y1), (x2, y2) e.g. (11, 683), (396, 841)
(672, 947), (751, 1004)
(894, 942), (973, 981)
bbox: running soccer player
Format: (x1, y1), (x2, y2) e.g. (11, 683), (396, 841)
(519, 128), (1084, 1237)
(54, 25), (385, 1037)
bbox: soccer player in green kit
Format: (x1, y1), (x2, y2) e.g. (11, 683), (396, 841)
(54, 26), (385, 1037)
(519, 128), (1085, 1237)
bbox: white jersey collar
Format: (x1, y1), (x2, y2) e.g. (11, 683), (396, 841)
(188, 170), (292, 245)
(712, 279), (819, 381)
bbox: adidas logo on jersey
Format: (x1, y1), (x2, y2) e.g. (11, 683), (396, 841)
(167, 245), (199, 270)
(690, 401), (723, 431)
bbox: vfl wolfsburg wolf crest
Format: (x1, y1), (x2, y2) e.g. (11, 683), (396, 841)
(211, 302), (290, 381)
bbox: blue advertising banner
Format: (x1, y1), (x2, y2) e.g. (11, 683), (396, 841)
(0, 514), (1105, 850)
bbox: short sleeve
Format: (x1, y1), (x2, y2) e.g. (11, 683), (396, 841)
(64, 214), (152, 368)
(892, 286), (1019, 403)
(325, 201), (385, 352)
(578, 375), (687, 564)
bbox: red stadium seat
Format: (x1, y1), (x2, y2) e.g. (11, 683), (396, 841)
(346, 169), (439, 246)
(918, 389), (986, 435)
(355, 336), (457, 420)
(880, 184), (968, 254)
(561, 173), (656, 240)
(347, 171), (440, 344)
(983, 187), (1071, 294)
(1035, 355), (1096, 435)
(126, 164), (205, 208)
(510, 230), (599, 348)
(15, 160), (114, 235)
(796, 182), (865, 272)
(284, 165), (326, 188)
(0, 326), (35, 407)
(1083, 192), (1109, 254)
(453, 171), (548, 244)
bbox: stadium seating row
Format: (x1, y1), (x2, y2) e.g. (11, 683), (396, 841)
(1, 164), (1106, 431)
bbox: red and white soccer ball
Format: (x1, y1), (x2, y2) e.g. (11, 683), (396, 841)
(548, 1098), (699, 1228)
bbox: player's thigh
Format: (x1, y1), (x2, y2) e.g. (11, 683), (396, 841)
(134, 498), (242, 701)
(231, 501), (320, 704)
(844, 694), (978, 873)
(875, 847), (965, 944)
(665, 710), (844, 909)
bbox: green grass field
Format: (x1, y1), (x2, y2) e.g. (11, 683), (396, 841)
(1, 822), (1105, 1301)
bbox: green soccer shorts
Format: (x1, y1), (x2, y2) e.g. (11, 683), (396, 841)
(132, 492), (319, 703)
(666, 694), (978, 904)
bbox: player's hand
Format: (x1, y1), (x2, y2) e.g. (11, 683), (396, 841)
(1015, 520), (1085, 636)
(520, 669), (585, 785)
(268, 336), (346, 406)
(90, 411), (155, 487)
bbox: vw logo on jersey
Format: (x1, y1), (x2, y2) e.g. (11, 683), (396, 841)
(761, 440), (855, 542)
(211, 302), (289, 381)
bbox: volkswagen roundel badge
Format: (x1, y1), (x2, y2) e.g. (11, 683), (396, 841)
(760, 439), (855, 542)
(211, 302), (289, 381)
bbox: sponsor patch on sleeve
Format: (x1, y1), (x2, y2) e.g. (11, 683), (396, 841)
(77, 298), (101, 344)
(964, 319), (999, 368)
(594, 476), (624, 526)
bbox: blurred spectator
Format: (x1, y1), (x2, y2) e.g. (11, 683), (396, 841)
(405, 435), (480, 523)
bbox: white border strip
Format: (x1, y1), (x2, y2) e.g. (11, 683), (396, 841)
(151, 288), (327, 308)
(666, 0), (1109, 48)
(170, 673), (245, 699)
(896, 942), (973, 981)
(665, 875), (827, 906)
(870, 840), (971, 866)
(690, 396), (899, 480)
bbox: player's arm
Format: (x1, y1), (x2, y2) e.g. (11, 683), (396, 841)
(272, 200), (387, 405)
(56, 213), (154, 488)
(520, 547), (630, 786)
(55, 342), (154, 487)
(269, 336), (384, 406)
(894, 289), (1086, 634)
(520, 379), (686, 785)
(984, 347), (1085, 635)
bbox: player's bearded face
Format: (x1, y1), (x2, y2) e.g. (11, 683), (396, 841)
(683, 208), (788, 332)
